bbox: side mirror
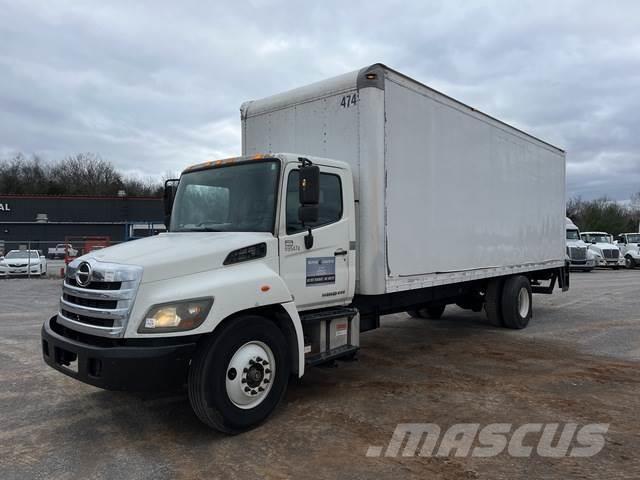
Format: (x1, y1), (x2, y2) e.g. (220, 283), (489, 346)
(298, 204), (319, 224)
(163, 179), (179, 229)
(298, 164), (320, 205)
(298, 160), (320, 249)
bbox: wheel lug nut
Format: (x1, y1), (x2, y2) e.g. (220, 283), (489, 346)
(263, 378), (270, 384)
(256, 356), (262, 362)
(265, 369), (271, 374)
(244, 387), (251, 393)
(249, 359), (255, 365)
(258, 387), (264, 392)
(241, 378), (246, 384)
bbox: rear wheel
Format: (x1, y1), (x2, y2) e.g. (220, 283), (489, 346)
(407, 304), (446, 319)
(188, 315), (289, 434)
(484, 278), (504, 327)
(501, 275), (532, 329)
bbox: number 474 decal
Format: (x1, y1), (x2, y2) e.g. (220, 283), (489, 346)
(340, 93), (357, 108)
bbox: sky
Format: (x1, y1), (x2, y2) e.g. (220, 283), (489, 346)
(1, 0), (639, 200)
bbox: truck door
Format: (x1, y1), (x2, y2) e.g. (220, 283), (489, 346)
(279, 165), (350, 310)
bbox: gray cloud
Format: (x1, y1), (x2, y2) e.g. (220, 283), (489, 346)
(1, 0), (639, 199)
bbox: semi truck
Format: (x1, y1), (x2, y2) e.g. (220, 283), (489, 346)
(580, 231), (624, 269)
(614, 233), (640, 268)
(565, 218), (596, 271)
(42, 64), (568, 434)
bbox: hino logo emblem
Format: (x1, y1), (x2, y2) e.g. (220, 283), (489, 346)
(75, 262), (92, 287)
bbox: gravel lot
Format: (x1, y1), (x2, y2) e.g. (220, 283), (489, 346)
(1, 270), (638, 479)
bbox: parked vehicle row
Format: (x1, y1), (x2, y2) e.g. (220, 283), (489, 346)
(565, 218), (639, 270)
(0, 250), (48, 277)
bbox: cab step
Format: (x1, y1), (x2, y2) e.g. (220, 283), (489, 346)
(299, 306), (358, 324)
(305, 344), (359, 367)
(301, 306), (360, 367)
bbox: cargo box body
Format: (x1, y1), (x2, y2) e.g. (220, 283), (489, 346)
(241, 64), (566, 296)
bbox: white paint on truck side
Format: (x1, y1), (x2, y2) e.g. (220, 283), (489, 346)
(241, 64), (566, 296)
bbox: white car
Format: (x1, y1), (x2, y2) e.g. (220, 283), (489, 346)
(580, 232), (625, 269)
(0, 250), (48, 277)
(615, 233), (640, 269)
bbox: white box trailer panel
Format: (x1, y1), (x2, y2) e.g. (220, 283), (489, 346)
(242, 64), (566, 295)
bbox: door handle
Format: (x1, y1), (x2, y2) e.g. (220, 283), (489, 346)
(334, 248), (348, 256)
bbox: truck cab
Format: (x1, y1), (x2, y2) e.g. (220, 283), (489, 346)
(565, 218), (596, 271)
(615, 233), (640, 269)
(580, 231), (624, 269)
(42, 153), (359, 433)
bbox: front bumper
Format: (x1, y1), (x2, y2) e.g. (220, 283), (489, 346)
(596, 258), (625, 267)
(0, 267), (41, 275)
(42, 316), (198, 391)
(569, 259), (595, 269)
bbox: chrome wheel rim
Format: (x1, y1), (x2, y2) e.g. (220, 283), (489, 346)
(225, 341), (275, 409)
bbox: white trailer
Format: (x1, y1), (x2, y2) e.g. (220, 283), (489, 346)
(42, 64), (569, 434)
(242, 63), (567, 316)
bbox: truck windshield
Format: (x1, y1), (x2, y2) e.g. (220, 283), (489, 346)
(566, 230), (580, 240)
(170, 160), (280, 233)
(626, 234), (640, 243)
(6, 251), (39, 259)
(583, 234), (609, 243)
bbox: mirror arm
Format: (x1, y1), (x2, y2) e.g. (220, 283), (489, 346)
(304, 227), (314, 249)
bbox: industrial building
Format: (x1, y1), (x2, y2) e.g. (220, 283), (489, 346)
(0, 194), (164, 255)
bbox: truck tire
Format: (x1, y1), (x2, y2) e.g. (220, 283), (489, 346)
(188, 315), (290, 434)
(500, 275), (532, 329)
(407, 304), (446, 319)
(484, 278), (504, 327)
(625, 256), (636, 269)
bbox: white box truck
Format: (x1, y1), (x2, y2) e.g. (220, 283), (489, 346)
(42, 64), (569, 433)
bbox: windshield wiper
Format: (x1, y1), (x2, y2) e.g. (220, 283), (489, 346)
(176, 227), (223, 232)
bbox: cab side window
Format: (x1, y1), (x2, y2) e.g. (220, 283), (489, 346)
(286, 170), (343, 234)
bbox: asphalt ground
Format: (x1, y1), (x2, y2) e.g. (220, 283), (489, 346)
(1, 269), (638, 479)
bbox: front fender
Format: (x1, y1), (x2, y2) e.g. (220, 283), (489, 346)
(125, 259), (293, 338)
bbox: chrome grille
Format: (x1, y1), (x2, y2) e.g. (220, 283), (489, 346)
(58, 259), (142, 338)
(569, 246), (587, 261)
(602, 249), (619, 259)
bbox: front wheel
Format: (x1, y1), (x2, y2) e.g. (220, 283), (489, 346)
(188, 315), (290, 434)
(625, 256), (636, 269)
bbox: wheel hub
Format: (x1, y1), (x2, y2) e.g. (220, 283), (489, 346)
(517, 287), (530, 318)
(225, 342), (275, 409)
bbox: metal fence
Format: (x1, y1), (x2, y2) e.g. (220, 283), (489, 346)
(0, 239), (124, 280)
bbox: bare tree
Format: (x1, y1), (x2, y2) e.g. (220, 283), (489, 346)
(0, 152), (164, 196)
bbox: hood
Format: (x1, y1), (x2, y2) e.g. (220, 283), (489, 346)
(86, 232), (275, 283)
(588, 243), (619, 254)
(566, 240), (588, 248)
(3, 257), (42, 265)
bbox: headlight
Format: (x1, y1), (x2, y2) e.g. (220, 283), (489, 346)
(138, 298), (213, 333)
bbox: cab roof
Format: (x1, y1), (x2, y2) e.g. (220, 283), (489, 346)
(183, 153), (349, 174)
